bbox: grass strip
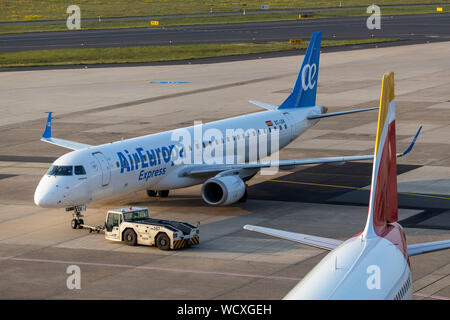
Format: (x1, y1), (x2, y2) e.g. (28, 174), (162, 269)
(1, 0), (447, 22)
(0, 38), (402, 68)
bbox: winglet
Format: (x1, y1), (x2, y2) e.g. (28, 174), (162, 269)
(397, 126), (422, 157)
(39, 112), (92, 151)
(42, 112), (52, 139)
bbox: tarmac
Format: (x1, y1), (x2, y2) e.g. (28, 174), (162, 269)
(0, 41), (449, 299)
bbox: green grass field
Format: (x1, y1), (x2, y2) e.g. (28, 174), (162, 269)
(1, 0), (448, 22)
(0, 38), (402, 68)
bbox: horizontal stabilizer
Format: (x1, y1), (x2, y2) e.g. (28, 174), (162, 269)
(407, 240), (450, 256)
(243, 225), (343, 251)
(307, 107), (378, 120)
(40, 112), (91, 151)
(249, 100), (277, 110)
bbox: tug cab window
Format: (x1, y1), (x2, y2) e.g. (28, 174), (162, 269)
(47, 165), (73, 176)
(105, 212), (121, 232)
(74, 165), (86, 175)
(123, 209), (149, 222)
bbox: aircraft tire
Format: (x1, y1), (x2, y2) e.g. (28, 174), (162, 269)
(147, 190), (157, 197)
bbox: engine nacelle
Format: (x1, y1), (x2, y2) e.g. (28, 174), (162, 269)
(201, 175), (246, 206)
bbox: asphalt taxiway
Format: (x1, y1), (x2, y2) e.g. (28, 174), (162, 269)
(0, 13), (449, 53)
(0, 41), (449, 299)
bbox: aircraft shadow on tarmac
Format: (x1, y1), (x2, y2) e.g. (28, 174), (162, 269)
(249, 162), (450, 231)
(0, 174), (18, 181)
(129, 162), (450, 232)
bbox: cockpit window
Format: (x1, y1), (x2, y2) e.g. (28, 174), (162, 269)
(74, 165), (86, 175)
(47, 165), (73, 176)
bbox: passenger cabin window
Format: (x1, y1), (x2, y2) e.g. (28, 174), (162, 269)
(47, 165), (73, 176)
(74, 165), (86, 175)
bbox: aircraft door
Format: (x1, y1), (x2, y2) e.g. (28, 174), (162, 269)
(283, 112), (296, 141)
(92, 152), (111, 187)
(105, 212), (121, 241)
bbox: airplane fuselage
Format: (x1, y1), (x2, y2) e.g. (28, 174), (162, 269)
(34, 106), (322, 208)
(284, 223), (412, 300)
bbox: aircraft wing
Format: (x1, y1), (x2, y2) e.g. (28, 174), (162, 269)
(306, 107), (378, 119)
(40, 112), (92, 151)
(243, 225), (343, 251)
(41, 137), (92, 151)
(180, 126), (421, 177)
(407, 240), (450, 257)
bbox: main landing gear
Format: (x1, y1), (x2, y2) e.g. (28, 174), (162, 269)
(66, 205), (86, 229)
(147, 190), (170, 198)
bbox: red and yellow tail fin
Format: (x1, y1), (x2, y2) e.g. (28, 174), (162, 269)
(363, 72), (398, 238)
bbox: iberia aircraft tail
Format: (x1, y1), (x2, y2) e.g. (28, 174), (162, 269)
(244, 72), (450, 257)
(362, 72), (398, 238)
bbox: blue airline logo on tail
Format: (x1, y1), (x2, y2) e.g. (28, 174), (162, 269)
(301, 63), (317, 91)
(279, 31), (322, 109)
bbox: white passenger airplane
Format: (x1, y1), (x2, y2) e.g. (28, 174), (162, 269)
(244, 72), (450, 300)
(34, 32), (419, 228)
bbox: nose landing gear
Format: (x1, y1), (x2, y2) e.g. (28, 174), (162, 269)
(66, 205), (86, 229)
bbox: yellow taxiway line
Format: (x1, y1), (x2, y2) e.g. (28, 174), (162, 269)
(255, 178), (450, 201)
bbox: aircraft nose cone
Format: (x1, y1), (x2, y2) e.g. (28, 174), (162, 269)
(34, 179), (59, 208)
(34, 191), (53, 207)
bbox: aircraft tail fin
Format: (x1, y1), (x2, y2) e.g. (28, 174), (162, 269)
(279, 31), (321, 109)
(362, 72), (398, 238)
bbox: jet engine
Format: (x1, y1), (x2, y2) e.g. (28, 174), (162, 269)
(201, 175), (246, 206)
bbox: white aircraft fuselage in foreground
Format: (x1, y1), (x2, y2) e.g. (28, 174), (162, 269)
(244, 72), (450, 300)
(34, 32), (417, 225)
